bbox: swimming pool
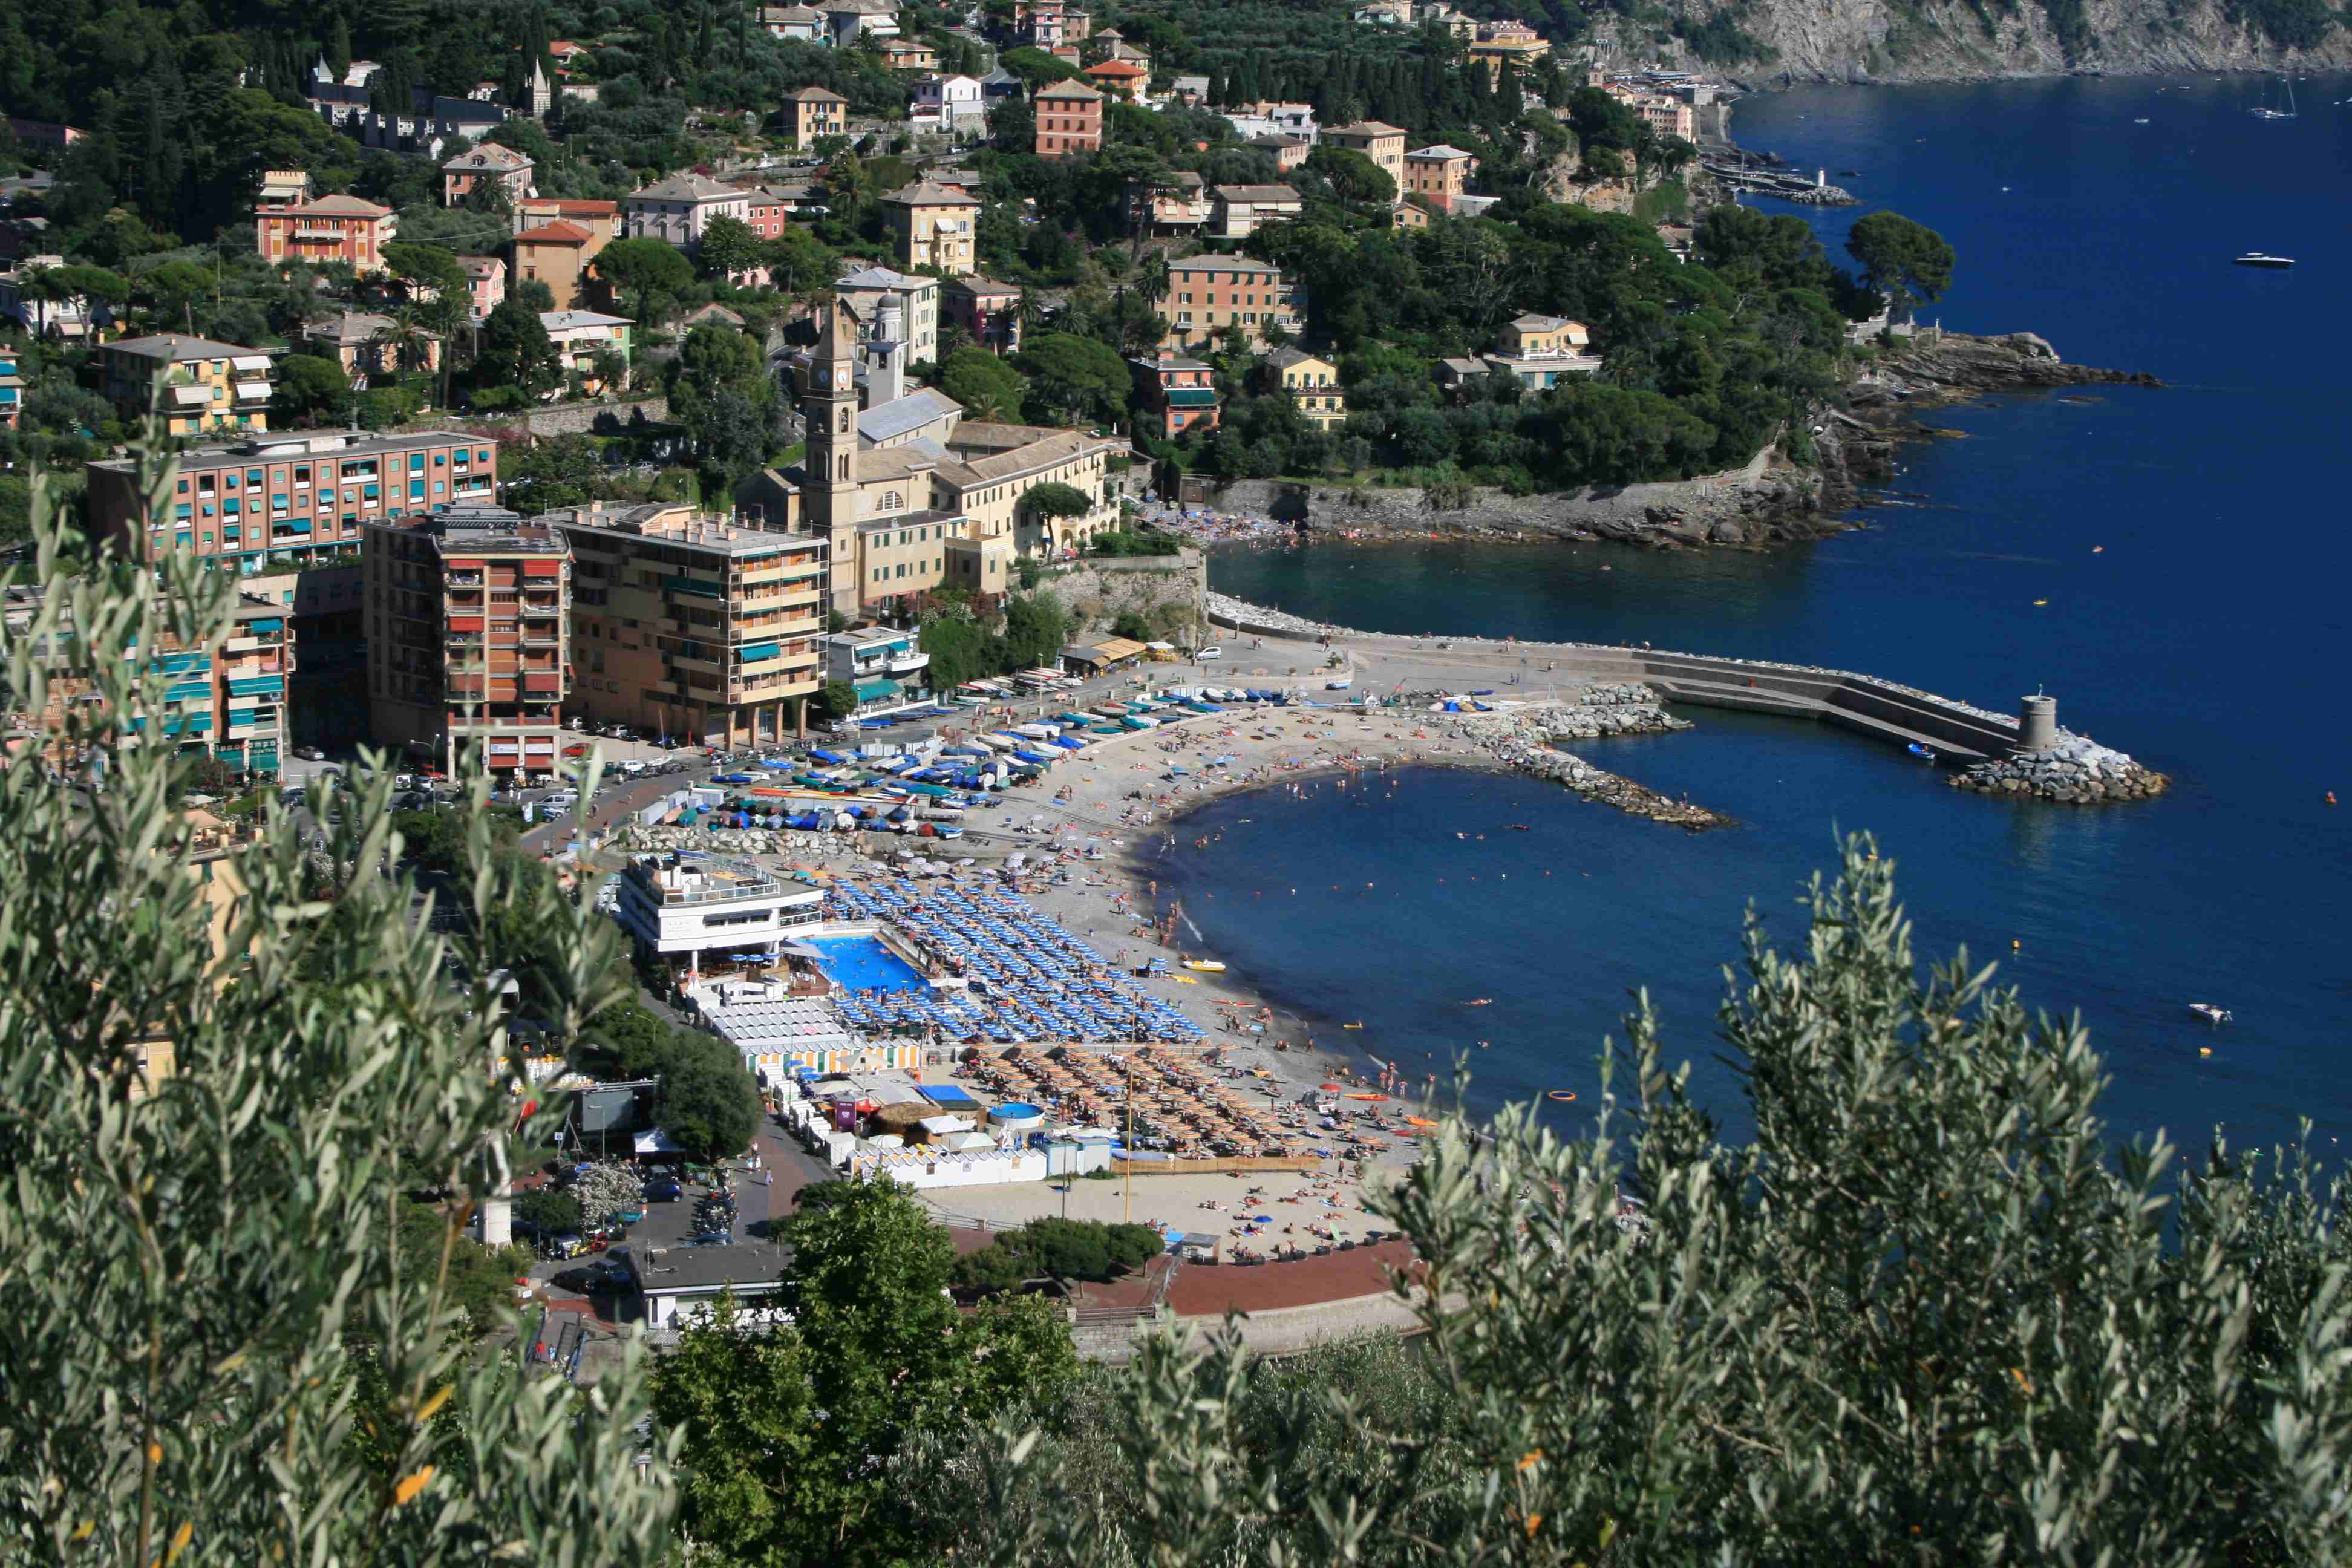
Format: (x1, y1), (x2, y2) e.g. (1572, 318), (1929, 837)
(806, 933), (928, 993)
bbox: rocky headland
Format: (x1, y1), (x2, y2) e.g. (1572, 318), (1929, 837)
(1214, 333), (2156, 554)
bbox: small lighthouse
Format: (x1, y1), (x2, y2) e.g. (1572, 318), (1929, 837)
(1816, 167), (1826, 188)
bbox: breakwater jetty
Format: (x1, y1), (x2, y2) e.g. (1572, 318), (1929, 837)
(1206, 592), (2169, 806)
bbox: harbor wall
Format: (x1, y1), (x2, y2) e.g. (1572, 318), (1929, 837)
(1204, 608), (2026, 760)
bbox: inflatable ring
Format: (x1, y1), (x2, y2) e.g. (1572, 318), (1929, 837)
(1546, 1089), (1578, 1103)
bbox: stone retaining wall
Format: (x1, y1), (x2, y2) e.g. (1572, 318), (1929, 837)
(460, 396), (673, 440)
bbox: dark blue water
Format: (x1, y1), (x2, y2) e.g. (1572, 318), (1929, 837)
(1191, 75), (2352, 1155)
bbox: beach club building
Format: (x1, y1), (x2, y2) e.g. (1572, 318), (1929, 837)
(616, 851), (826, 983)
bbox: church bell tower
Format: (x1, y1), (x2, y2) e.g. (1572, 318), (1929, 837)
(807, 300), (862, 617)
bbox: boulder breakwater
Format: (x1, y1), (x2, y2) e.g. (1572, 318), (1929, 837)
(1439, 691), (1730, 831)
(1950, 735), (2172, 803)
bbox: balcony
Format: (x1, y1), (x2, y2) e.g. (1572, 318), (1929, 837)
(521, 601), (560, 619)
(886, 648), (930, 675)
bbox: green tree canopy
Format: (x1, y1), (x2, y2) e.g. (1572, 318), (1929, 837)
(938, 345), (1028, 422)
(1019, 480), (1093, 521)
(474, 297), (561, 396)
(1014, 332), (1130, 425)
(1846, 209), (1957, 317)
(595, 237), (694, 327)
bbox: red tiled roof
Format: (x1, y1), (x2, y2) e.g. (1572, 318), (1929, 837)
(514, 220), (593, 245)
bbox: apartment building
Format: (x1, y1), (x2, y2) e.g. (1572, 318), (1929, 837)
(304, 310), (445, 380)
(943, 275), (1022, 354)
(548, 502), (828, 747)
(1160, 255), (1305, 351)
(364, 503), (570, 776)
(540, 310), (635, 382)
(1034, 79), (1104, 158)
(0, 349), (20, 429)
(4, 585), (292, 780)
(457, 255), (507, 321)
(624, 174), (753, 252)
(1468, 24), (1549, 82)
(883, 181), (980, 275)
(1131, 352), (1219, 439)
(1403, 145), (1478, 209)
(1263, 347), (1347, 430)
(759, 4), (827, 41)
(912, 73), (986, 136)
(513, 197), (622, 243)
(781, 86), (849, 150)
(99, 335), (274, 439)
(1322, 120), (1408, 185)
(824, 626), (931, 715)
(835, 266), (941, 368)
(248, 564), (367, 750)
(1083, 59), (1148, 99)
(1128, 171), (1210, 234)
(88, 429), (498, 571)
(1249, 134), (1311, 171)
(254, 193), (397, 272)
(511, 221), (606, 312)
(1209, 183), (1302, 240)
(442, 143), (535, 206)
(879, 38), (939, 70)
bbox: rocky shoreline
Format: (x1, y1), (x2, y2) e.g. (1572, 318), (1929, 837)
(1206, 333), (2156, 554)
(1440, 693), (1731, 830)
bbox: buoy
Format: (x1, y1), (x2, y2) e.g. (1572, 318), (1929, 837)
(2013, 938), (2022, 950)
(2328, 792), (2339, 806)
(2199, 1045), (2212, 1057)
(2033, 599), (2049, 606)
(2092, 546), (2104, 553)
(1546, 1089), (1578, 1103)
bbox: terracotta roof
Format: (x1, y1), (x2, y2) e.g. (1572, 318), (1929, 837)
(1327, 120), (1409, 139)
(783, 85), (850, 103)
(1085, 59), (1147, 76)
(523, 198), (619, 215)
(514, 220), (593, 245)
(1036, 79), (1104, 100)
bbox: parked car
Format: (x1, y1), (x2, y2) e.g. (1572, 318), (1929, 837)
(642, 1178), (682, 1202)
(1195, 646), (1223, 661)
(551, 1259), (632, 1295)
(294, 745), (326, 761)
(546, 1231), (587, 1260)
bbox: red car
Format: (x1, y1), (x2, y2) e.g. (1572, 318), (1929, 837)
(563, 744), (588, 759)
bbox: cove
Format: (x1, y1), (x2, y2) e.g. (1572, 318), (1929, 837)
(1189, 73), (2352, 1156)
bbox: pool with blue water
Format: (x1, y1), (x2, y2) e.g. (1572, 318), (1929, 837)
(806, 933), (927, 993)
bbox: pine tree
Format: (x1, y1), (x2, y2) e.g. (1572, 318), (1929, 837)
(328, 15), (353, 78)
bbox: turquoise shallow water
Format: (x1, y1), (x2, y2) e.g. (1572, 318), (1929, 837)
(1189, 74), (2352, 1155)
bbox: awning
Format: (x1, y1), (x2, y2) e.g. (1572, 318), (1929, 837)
(1164, 387), (1218, 408)
(164, 679), (212, 701)
(234, 380), (270, 400)
(227, 676), (284, 697)
(273, 520), (311, 534)
(1091, 638), (1148, 661)
(231, 355), (272, 372)
(854, 678), (900, 701)
(247, 618), (283, 633)
(170, 385), (211, 407)
(633, 1128), (684, 1155)
(739, 641), (781, 664)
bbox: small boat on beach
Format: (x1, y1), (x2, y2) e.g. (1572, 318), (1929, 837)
(2189, 1002), (2232, 1024)
(1183, 959), (1226, 973)
(2234, 253), (2295, 268)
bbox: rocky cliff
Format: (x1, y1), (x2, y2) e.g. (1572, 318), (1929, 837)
(1610, 0), (2351, 82)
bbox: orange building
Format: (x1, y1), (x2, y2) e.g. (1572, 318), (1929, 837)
(1034, 79), (1105, 158)
(255, 194), (397, 272)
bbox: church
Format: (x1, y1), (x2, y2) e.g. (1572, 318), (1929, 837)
(747, 298), (1128, 622)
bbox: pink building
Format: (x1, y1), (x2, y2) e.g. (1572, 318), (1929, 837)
(457, 255), (507, 321)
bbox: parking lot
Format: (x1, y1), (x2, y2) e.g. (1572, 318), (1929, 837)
(523, 1151), (787, 1324)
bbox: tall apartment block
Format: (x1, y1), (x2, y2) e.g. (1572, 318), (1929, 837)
(87, 430), (500, 572)
(544, 502), (828, 747)
(2, 584), (291, 780)
(364, 504), (570, 777)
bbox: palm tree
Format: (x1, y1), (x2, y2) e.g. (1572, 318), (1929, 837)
(1135, 251), (1172, 312)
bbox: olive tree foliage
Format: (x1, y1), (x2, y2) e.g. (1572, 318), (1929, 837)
(907, 841), (2352, 1566)
(0, 442), (678, 1562)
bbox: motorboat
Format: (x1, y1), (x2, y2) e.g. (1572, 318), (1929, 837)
(2233, 253), (2295, 268)
(1908, 742), (1938, 762)
(2189, 1002), (2232, 1024)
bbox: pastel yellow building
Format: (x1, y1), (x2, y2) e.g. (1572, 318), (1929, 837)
(1263, 347), (1347, 430)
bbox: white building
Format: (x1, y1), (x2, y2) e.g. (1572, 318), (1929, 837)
(615, 853), (826, 975)
(824, 627), (932, 713)
(911, 73), (987, 136)
(616, 1243), (791, 1330)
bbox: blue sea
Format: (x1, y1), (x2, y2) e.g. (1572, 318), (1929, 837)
(1183, 74), (2352, 1158)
